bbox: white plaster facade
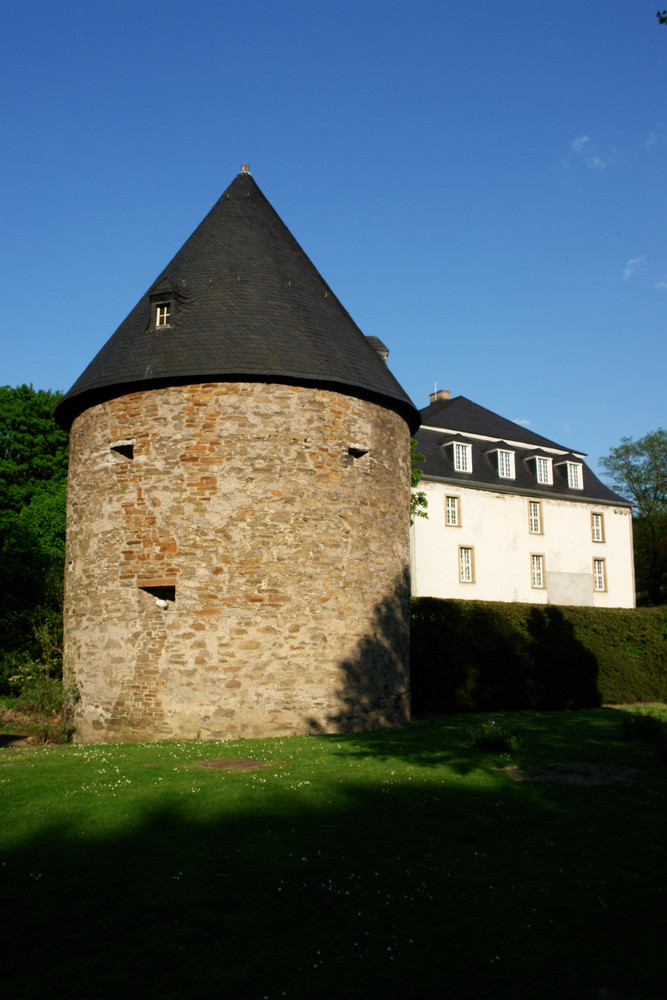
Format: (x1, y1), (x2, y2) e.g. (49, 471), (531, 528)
(411, 479), (635, 607)
(411, 394), (635, 608)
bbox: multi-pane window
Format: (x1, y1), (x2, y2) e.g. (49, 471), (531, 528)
(593, 558), (606, 591)
(529, 500), (542, 534)
(591, 512), (604, 542)
(453, 442), (472, 473)
(155, 303), (171, 327)
(531, 554), (544, 589)
(459, 546), (474, 583)
(445, 495), (460, 526)
(567, 462), (583, 489)
(536, 457), (553, 485)
(498, 450), (515, 479)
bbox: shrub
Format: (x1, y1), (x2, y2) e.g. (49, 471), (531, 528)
(13, 670), (72, 744)
(467, 718), (520, 752)
(411, 598), (667, 715)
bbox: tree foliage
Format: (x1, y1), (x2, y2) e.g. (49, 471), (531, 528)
(410, 438), (428, 525)
(600, 429), (667, 605)
(658, 10), (667, 26)
(0, 384), (68, 539)
(0, 386), (68, 692)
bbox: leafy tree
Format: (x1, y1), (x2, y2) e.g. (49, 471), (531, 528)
(0, 386), (68, 692)
(600, 429), (667, 605)
(658, 10), (667, 26)
(0, 384), (68, 540)
(410, 438), (428, 524)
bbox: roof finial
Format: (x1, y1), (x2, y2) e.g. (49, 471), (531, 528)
(241, 163), (250, 174)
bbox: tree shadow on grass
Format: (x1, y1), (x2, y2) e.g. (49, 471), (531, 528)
(3, 752), (665, 1000)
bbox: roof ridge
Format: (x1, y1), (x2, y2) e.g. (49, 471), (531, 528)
(420, 394), (582, 454)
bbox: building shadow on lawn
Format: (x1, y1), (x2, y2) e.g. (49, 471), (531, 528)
(3, 759), (665, 1000)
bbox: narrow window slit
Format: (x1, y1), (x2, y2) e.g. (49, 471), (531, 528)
(139, 585), (175, 602)
(348, 446), (369, 459)
(111, 443), (134, 460)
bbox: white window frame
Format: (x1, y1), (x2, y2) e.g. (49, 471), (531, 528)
(459, 545), (474, 583)
(593, 558), (606, 592)
(445, 495), (460, 526)
(591, 512), (605, 543)
(535, 456), (553, 485)
(567, 462), (583, 489)
(155, 303), (171, 328)
(531, 553), (544, 589)
(453, 442), (472, 473)
(529, 500), (542, 534)
(497, 449), (515, 479)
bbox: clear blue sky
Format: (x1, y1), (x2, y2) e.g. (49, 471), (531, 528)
(2, 1), (665, 477)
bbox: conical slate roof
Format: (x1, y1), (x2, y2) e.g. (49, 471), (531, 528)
(56, 169), (419, 431)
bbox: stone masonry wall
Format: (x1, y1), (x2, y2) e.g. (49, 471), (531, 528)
(63, 382), (412, 742)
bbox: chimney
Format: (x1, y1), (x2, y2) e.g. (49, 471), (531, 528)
(240, 164), (251, 174)
(365, 336), (390, 364)
(429, 389), (451, 404)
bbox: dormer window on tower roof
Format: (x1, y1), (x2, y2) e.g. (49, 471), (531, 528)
(155, 302), (171, 328)
(148, 279), (178, 332)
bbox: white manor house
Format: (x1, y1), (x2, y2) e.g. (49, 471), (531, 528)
(411, 390), (635, 608)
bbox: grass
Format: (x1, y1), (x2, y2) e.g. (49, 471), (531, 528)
(620, 707), (667, 743)
(1, 707), (666, 1000)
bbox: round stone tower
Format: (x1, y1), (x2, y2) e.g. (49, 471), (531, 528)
(56, 168), (420, 743)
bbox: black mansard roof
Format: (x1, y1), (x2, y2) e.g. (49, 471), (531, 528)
(415, 395), (629, 506)
(56, 169), (419, 432)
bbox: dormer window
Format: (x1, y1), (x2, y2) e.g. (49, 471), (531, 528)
(148, 277), (181, 332)
(443, 436), (474, 474)
(566, 461), (583, 489)
(485, 442), (515, 479)
(453, 442), (472, 473)
(535, 456), (553, 485)
(526, 453), (554, 485)
(555, 456), (584, 489)
(155, 303), (171, 328)
(497, 449), (515, 479)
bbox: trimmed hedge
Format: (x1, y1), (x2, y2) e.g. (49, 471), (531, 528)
(410, 598), (667, 714)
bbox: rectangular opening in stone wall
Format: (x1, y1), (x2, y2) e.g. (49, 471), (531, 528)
(139, 585), (176, 602)
(348, 446), (369, 459)
(111, 442), (134, 460)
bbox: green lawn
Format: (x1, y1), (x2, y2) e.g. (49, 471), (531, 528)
(1, 708), (666, 1000)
